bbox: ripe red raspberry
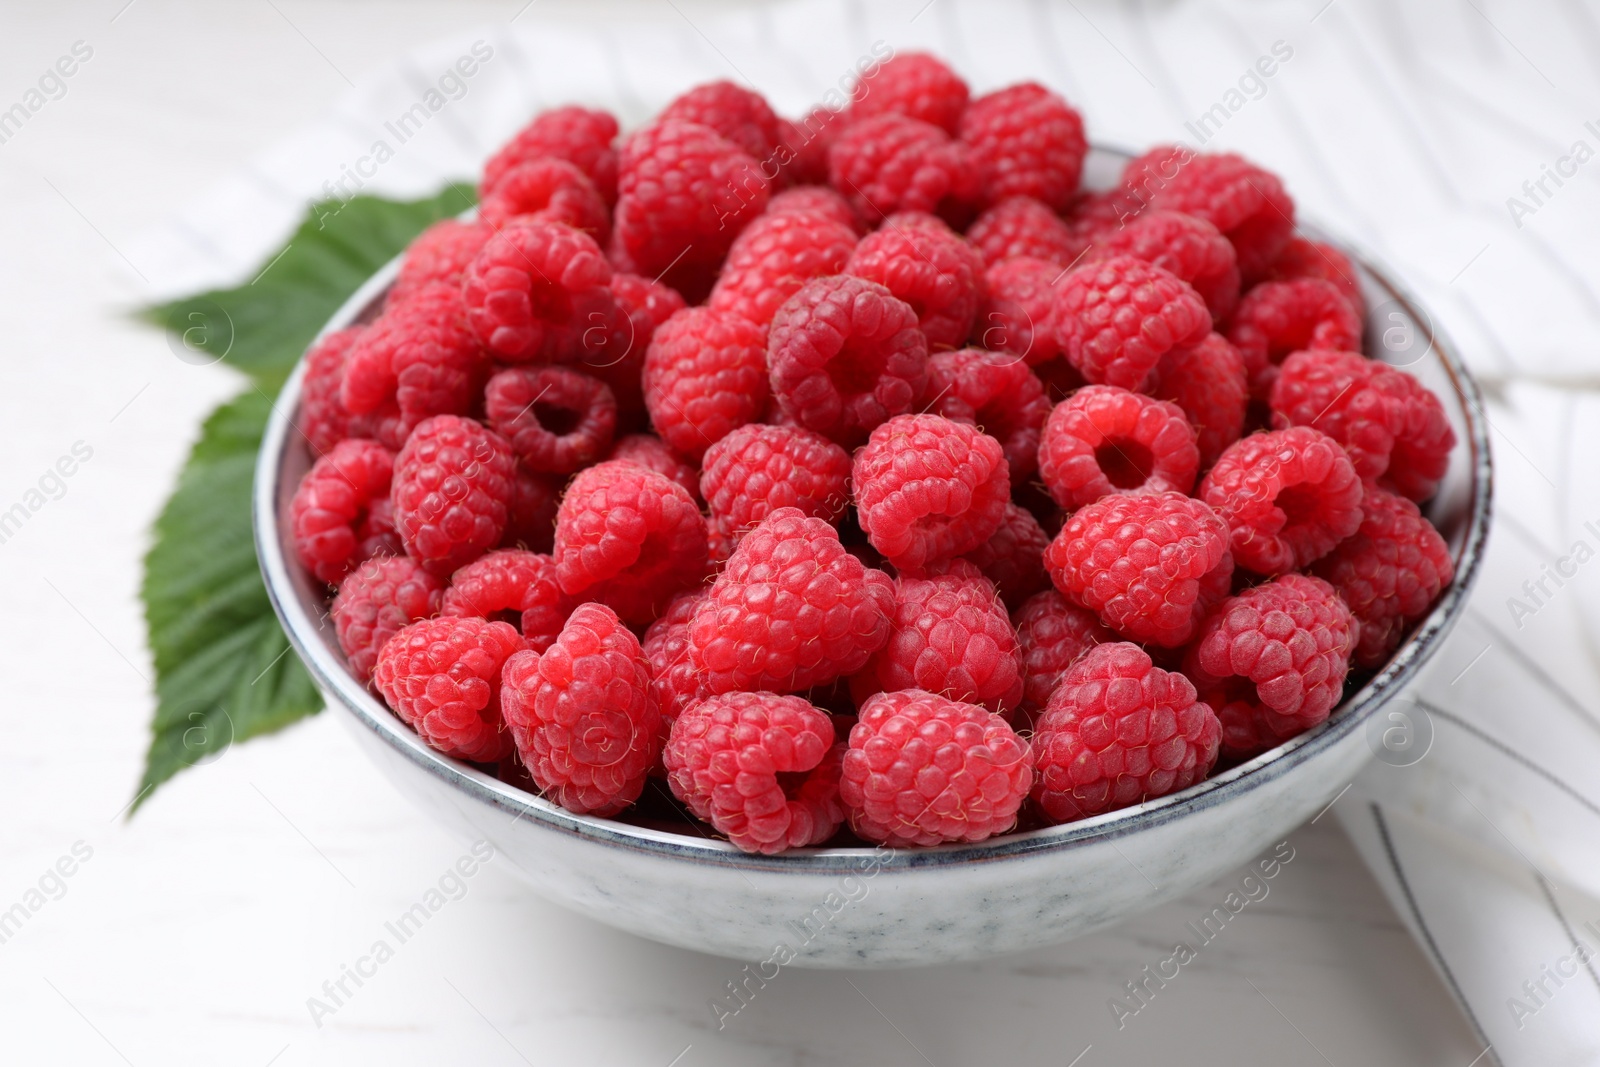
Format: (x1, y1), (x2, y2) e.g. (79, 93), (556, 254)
(850, 561), (1024, 716)
(841, 689), (1032, 847)
(1269, 348), (1455, 502)
(641, 588), (710, 724)
(960, 502), (1051, 610)
(828, 114), (980, 227)
(1262, 236), (1365, 318)
(478, 157), (609, 241)
(1031, 642), (1221, 822)
(552, 460), (707, 624)
(1227, 278), (1363, 398)
(607, 434), (700, 502)
(699, 423), (852, 561)
(501, 464), (559, 553)
(765, 185), (864, 233)
(966, 196), (1084, 268)
(1063, 188), (1136, 243)
(483, 366), (616, 475)
(766, 274), (928, 446)
(390, 219), (492, 305)
(852, 414), (1010, 571)
(1312, 488), (1453, 668)
(1199, 426), (1365, 575)
(481, 104), (620, 205)
(974, 255), (1066, 366)
(923, 347), (1051, 484)
(958, 82), (1086, 211)
(1012, 590), (1112, 714)
(849, 51), (969, 134)
(642, 306), (768, 462)
(291, 438), (395, 584)
(707, 209), (857, 328)
(845, 212), (984, 349)
(1121, 147), (1295, 281)
(1086, 210), (1241, 322)
(332, 555), (444, 681)
(688, 507), (896, 694)
(461, 219), (613, 363)
(1184, 573), (1357, 760)
(1037, 385), (1200, 509)
(391, 415), (517, 578)
(500, 602), (660, 815)
(1055, 255), (1211, 392)
(1145, 332), (1249, 469)
(783, 108), (847, 188)
(1045, 490), (1233, 648)
(665, 693), (845, 853)
(613, 119), (770, 299)
(440, 548), (572, 653)
(373, 615), (523, 762)
(299, 327), (367, 454)
(593, 271), (688, 426)
(342, 283), (484, 426)
(659, 80), (789, 172)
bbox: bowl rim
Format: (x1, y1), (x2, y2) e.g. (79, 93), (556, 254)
(253, 156), (1493, 875)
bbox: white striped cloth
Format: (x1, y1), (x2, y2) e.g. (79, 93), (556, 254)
(128, 2), (1600, 1062)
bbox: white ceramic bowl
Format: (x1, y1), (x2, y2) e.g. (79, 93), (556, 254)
(255, 148), (1492, 967)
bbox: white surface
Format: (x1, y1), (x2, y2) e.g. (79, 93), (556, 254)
(0, 1), (1592, 1064)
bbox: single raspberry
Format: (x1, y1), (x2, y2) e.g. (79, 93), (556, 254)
(699, 423), (852, 561)
(591, 272), (688, 426)
(1012, 590), (1112, 714)
(688, 507), (896, 694)
(373, 615), (522, 762)
(607, 434), (700, 501)
(461, 219), (613, 363)
(1269, 349), (1455, 502)
(1121, 147), (1295, 281)
(707, 209), (858, 328)
(1262, 236), (1365, 318)
(828, 114), (980, 227)
(299, 327), (366, 454)
(974, 255), (1066, 366)
(960, 502), (1051, 610)
(1036, 385), (1200, 509)
(641, 588), (710, 723)
(850, 561), (1024, 716)
(841, 689), (1032, 847)
(341, 283), (484, 427)
(501, 464), (559, 553)
(389, 219), (492, 305)
(923, 347), (1051, 484)
(613, 119), (770, 299)
(660, 80), (789, 173)
(766, 274), (929, 446)
(478, 157), (609, 242)
(440, 548), (571, 652)
(1044, 490), (1233, 648)
(1086, 210), (1241, 322)
(484, 365), (616, 474)
(291, 438), (395, 584)
(1199, 426), (1365, 575)
(1311, 487), (1453, 668)
(765, 185), (864, 233)
(849, 51), (969, 134)
(1184, 573), (1357, 760)
(500, 602), (659, 815)
(1063, 187), (1138, 243)
(1031, 642), (1221, 822)
(782, 108), (847, 188)
(966, 196), (1084, 268)
(481, 105), (620, 205)
(642, 306), (768, 462)
(844, 212), (984, 349)
(958, 82), (1086, 211)
(552, 460), (707, 624)
(1055, 255), (1211, 392)
(852, 414), (1010, 571)
(1145, 332), (1249, 469)
(1227, 278), (1363, 398)
(391, 416), (517, 578)
(665, 693), (845, 853)
(332, 555), (444, 681)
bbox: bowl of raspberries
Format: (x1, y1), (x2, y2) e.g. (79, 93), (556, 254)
(256, 52), (1490, 966)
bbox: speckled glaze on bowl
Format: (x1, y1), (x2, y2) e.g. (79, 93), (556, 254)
(254, 147), (1492, 968)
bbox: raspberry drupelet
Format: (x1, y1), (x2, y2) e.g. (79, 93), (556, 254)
(1036, 385), (1201, 510)
(1012, 590), (1113, 715)
(642, 306), (769, 462)
(1054, 255), (1212, 392)
(481, 105), (620, 205)
(707, 208), (858, 328)
(922, 347), (1052, 484)
(373, 615), (524, 762)
(484, 366), (617, 475)
(1226, 278), (1362, 399)
(965, 196), (1085, 268)
(332, 555), (444, 682)
(291, 438), (396, 585)
(698, 423), (852, 562)
(1031, 642), (1221, 823)
(664, 692), (846, 854)
(827, 114), (980, 227)
(391, 416), (517, 578)
(844, 212), (985, 350)
(958, 82), (1086, 212)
